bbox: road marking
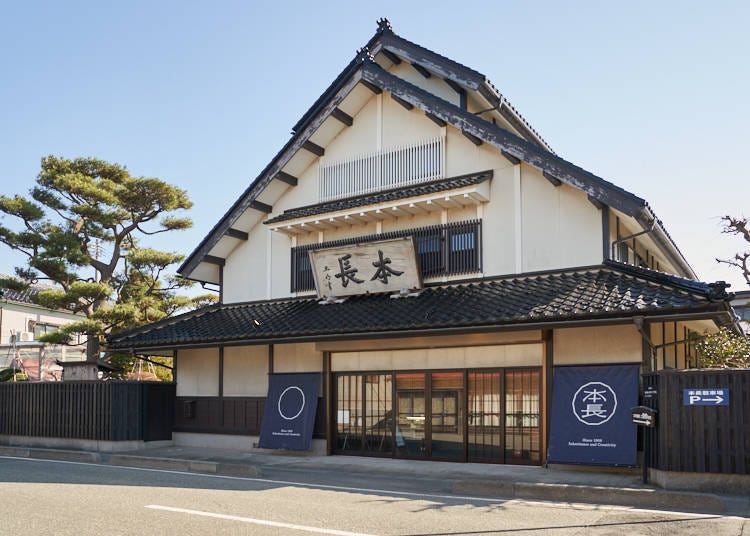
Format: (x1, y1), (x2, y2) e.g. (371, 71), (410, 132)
(1, 456), (745, 521)
(144, 504), (377, 536)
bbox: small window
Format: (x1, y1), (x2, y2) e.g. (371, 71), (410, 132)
(450, 232), (475, 251)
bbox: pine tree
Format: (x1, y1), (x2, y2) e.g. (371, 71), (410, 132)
(0, 156), (215, 366)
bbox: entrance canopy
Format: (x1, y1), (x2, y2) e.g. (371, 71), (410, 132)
(107, 261), (735, 353)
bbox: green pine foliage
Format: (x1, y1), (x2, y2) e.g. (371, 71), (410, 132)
(0, 156), (216, 369)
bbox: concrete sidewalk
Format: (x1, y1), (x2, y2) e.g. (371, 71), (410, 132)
(1, 444), (748, 517)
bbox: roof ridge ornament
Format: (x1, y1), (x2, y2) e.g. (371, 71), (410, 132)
(376, 18), (393, 33)
(356, 46), (376, 64)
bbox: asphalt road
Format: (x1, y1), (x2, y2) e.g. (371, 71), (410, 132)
(0, 456), (747, 536)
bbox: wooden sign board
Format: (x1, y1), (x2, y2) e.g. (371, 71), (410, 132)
(631, 406), (657, 428)
(309, 237), (422, 298)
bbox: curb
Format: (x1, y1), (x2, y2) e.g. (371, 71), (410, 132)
(105, 455), (262, 477)
(452, 480), (728, 514)
(0, 446), (100, 464)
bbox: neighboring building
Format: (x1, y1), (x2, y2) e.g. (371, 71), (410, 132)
(731, 289), (750, 334)
(0, 284), (86, 380)
(108, 20), (738, 465)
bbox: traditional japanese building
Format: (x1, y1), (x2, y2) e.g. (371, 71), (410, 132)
(108, 20), (738, 466)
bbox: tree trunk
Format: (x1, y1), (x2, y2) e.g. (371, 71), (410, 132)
(86, 334), (100, 363)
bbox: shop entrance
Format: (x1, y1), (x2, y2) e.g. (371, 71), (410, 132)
(334, 368), (541, 464)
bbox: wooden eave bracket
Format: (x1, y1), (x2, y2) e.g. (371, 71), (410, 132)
(331, 108), (353, 126)
(412, 63), (431, 78)
(303, 140), (325, 157)
(250, 200), (273, 213)
(225, 228), (248, 240)
(392, 94), (414, 110)
(203, 255), (225, 266)
(543, 171), (562, 187)
(501, 150), (520, 165)
(275, 171), (298, 186)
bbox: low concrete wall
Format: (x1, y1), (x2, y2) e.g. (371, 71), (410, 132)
(650, 468), (750, 496)
(0, 435), (173, 452)
(173, 432), (327, 455)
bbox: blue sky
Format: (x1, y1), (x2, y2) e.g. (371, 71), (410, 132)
(1, 1), (748, 290)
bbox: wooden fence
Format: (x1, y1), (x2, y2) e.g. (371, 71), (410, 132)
(0, 381), (175, 442)
(643, 369), (749, 474)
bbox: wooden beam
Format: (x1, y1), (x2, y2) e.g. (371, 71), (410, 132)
(391, 94), (414, 110)
(587, 195), (605, 209)
(360, 80), (382, 94)
(381, 49), (402, 65)
(225, 228), (248, 240)
(543, 171), (562, 187)
(445, 79), (467, 109)
(331, 108), (353, 127)
(302, 140), (325, 157)
(501, 150), (520, 165)
(275, 171), (298, 186)
(462, 130), (482, 146)
(412, 63), (431, 78)
(203, 255), (225, 266)
(444, 78), (464, 94)
(250, 199), (272, 213)
(425, 112), (446, 127)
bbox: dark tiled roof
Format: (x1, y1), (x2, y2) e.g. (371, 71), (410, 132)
(0, 286), (39, 304)
(265, 171), (492, 225)
(108, 262), (727, 350)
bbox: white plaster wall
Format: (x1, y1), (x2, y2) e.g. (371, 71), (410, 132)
(381, 93), (443, 147)
(274, 342), (323, 373)
(521, 164), (601, 272)
(176, 348), (219, 396)
(388, 63), (460, 106)
(270, 230), (292, 299)
(223, 222), (269, 303)
(223, 345), (268, 396)
(323, 96), (379, 163)
(554, 325), (642, 365)
(332, 343), (542, 371)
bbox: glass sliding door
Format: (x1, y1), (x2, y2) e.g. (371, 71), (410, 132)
(430, 372), (464, 460)
(468, 371), (503, 462)
(335, 374), (363, 452)
(364, 374), (393, 454)
(505, 369), (541, 464)
(395, 373), (427, 458)
(334, 367), (541, 465)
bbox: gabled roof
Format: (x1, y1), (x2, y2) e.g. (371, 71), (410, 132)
(293, 19), (552, 152)
(110, 261), (731, 351)
(179, 20), (695, 283)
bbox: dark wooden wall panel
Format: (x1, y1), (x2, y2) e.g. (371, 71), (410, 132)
(0, 382), (175, 442)
(644, 370), (749, 474)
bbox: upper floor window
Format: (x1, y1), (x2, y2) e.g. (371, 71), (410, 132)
(291, 219), (482, 293)
(318, 136), (444, 202)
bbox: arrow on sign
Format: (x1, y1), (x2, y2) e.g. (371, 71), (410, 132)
(703, 396), (724, 404)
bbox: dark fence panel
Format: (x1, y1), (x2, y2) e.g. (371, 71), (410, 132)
(0, 381), (175, 442)
(644, 369), (749, 474)
(176, 396), (326, 439)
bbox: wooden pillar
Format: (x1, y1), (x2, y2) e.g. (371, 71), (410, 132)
(323, 351), (332, 455)
(218, 346), (224, 427)
(541, 329), (554, 466)
(268, 344), (274, 374)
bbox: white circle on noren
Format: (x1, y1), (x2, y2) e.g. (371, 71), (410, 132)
(571, 381), (617, 426)
(278, 386), (306, 420)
